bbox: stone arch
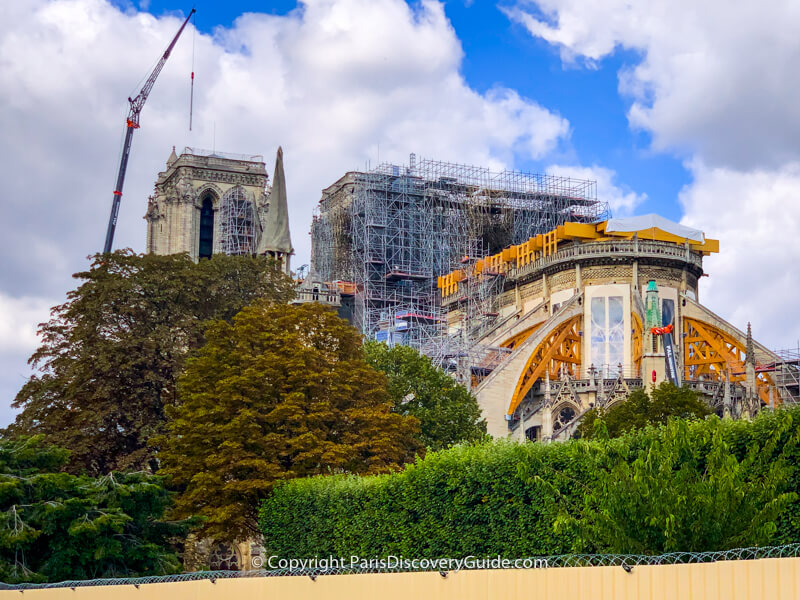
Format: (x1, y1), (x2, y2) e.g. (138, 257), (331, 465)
(509, 313), (582, 416)
(499, 322), (544, 351)
(524, 425), (541, 441)
(198, 196), (214, 260)
(195, 183), (223, 208)
(194, 185), (222, 260)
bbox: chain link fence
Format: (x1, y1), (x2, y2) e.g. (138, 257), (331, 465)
(4, 543), (800, 591)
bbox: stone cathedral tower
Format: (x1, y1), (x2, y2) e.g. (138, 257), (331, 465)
(144, 146), (293, 273)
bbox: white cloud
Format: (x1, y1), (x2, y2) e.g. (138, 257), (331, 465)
(680, 163), (800, 351)
(0, 0), (573, 424)
(508, 0), (800, 350)
(505, 0), (800, 171)
(546, 163), (644, 216)
(0, 0), (572, 279)
(0, 295), (53, 355)
(0, 294), (54, 425)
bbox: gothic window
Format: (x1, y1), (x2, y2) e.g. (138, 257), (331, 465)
(199, 196), (214, 259)
(553, 405), (576, 431)
(209, 542), (241, 571)
(219, 186), (256, 255)
(590, 297), (607, 373)
(608, 296), (625, 371)
(590, 295), (625, 377)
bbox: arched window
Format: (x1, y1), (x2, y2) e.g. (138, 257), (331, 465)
(208, 542), (241, 571)
(590, 295), (625, 378)
(553, 405), (576, 432)
(199, 196), (214, 259)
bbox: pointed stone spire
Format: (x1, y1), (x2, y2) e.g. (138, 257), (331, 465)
(723, 372), (732, 418)
(257, 146), (293, 258)
(167, 146), (178, 167)
(746, 322), (755, 366)
(745, 322), (757, 411)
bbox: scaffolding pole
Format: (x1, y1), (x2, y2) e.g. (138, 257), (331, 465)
(310, 156), (608, 365)
(219, 186), (258, 255)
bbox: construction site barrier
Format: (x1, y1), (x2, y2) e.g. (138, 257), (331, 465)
(3, 543), (800, 599)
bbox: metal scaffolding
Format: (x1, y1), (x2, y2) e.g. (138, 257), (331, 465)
(311, 156), (608, 362)
(219, 186), (258, 255)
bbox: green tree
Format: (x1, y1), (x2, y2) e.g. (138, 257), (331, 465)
(577, 382), (712, 439)
(553, 416), (798, 553)
(8, 250), (294, 475)
(363, 341), (486, 450)
(263, 406), (800, 558)
(156, 302), (420, 541)
(0, 435), (190, 584)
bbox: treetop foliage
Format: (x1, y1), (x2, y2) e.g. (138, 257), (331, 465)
(8, 250), (294, 475)
(0, 435), (189, 584)
(363, 341), (487, 450)
(545, 416), (798, 553)
(157, 301), (421, 541)
(577, 382), (713, 439)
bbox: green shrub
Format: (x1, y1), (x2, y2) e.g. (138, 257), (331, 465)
(261, 440), (596, 558)
(261, 406), (800, 557)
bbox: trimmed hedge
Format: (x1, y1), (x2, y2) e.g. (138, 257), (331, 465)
(260, 407), (800, 557)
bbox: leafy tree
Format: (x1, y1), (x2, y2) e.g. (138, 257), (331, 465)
(156, 302), (420, 541)
(0, 435), (190, 584)
(8, 250), (294, 475)
(577, 382), (712, 439)
(553, 416), (798, 553)
(363, 341), (486, 450)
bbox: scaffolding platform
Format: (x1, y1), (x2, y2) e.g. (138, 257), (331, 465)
(395, 312), (442, 323)
(385, 271), (429, 282)
(310, 155), (608, 364)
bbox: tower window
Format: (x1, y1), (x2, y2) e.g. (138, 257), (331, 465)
(199, 196), (214, 259)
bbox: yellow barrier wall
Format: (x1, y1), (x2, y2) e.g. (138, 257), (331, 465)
(4, 557), (800, 600)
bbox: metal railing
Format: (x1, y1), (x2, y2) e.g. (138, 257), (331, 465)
(508, 239), (702, 282)
(440, 239), (703, 304)
(182, 147), (264, 163)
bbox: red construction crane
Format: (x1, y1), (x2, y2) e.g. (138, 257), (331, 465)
(103, 8), (196, 254)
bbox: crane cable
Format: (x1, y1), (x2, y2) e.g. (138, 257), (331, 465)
(189, 10), (196, 131)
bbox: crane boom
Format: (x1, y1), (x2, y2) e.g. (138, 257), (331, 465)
(103, 8), (196, 254)
(650, 300), (680, 385)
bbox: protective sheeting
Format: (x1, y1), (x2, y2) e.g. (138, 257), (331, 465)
(605, 214), (705, 243)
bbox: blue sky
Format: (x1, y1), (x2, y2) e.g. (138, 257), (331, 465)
(3, 0), (800, 426)
(121, 0), (688, 221)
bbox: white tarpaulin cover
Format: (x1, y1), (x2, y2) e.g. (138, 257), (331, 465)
(604, 214), (704, 243)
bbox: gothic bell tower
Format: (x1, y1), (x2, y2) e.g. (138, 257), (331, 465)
(145, 147), (271, 261)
